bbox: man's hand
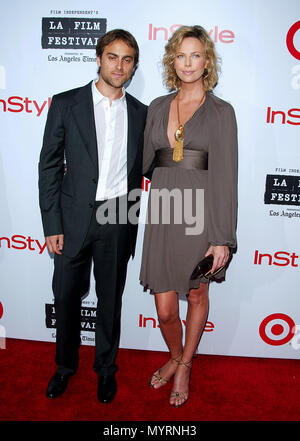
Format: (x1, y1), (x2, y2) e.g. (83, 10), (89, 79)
(45, 234), (64, 255)
(205, 245), (230, 274)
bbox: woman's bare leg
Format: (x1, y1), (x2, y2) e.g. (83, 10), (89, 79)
(149, 290), (183, 388)
(170, 282), (209, 406)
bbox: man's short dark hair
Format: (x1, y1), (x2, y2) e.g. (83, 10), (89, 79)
(96, 29), (139, 67)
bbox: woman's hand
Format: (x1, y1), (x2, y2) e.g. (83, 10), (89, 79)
(205, 245), (230, 274)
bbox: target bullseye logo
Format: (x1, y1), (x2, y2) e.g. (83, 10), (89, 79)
(286, 21), (300, 60)
(259, 313), (295, 346)
(0, 302), (3, 319)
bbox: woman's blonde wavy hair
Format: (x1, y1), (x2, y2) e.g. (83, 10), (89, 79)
(162, 25), (220, 91)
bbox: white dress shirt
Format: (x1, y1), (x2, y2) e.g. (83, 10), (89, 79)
(92, 80), (128, 201)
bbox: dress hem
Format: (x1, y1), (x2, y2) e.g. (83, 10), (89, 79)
(139, 279), (209, 295)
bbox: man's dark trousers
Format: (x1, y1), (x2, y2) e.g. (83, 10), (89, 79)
(54, 197), (131, 377)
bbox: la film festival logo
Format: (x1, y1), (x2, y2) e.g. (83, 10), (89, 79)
(264, 170), (300, 220)
(41, 10), (106, 64)
(45, 303), (97, 332)
(264, 174), (300, 207)
(42, 16), (107, 49)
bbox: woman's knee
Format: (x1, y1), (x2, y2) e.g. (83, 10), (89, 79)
(155, 291), (179, 324)
(187, 283), (209, 306)
(157, 305), (179, 325)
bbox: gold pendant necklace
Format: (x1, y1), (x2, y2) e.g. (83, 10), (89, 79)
(173, 89), (206, 162)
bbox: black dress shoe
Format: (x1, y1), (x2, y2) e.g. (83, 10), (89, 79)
(97, 374), (117, 404)
(46, 373), (72, 399)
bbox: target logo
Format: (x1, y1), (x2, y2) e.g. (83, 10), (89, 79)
(0, 302), (3, 319)
(259, 313), (295, 346)
(286, 21), (300, 60)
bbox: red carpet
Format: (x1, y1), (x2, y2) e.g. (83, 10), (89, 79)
(0, 338), (299, 422)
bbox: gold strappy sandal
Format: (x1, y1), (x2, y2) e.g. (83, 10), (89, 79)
(170, 359), (192, 408)
(148, 353), (182, 389)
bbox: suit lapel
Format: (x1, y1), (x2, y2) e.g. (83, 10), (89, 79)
(71, 81), (98, 174)
(126, 93), (139, 177)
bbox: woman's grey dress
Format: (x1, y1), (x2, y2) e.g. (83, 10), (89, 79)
(139, 92), (238, 294)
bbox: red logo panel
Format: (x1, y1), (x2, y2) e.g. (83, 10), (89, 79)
(286, 21), (300, 60)
(259, 313), (295, 346)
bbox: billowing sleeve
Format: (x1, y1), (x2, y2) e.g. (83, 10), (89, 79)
(142, 101), (156, 179)
(208, 103), (238, 248)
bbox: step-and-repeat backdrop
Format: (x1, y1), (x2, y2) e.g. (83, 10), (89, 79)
(1, 0), (300, 359)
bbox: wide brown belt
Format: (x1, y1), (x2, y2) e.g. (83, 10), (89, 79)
(155, 148), (208, 170)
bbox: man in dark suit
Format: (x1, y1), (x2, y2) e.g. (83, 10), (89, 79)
(38, 29), (147, 403)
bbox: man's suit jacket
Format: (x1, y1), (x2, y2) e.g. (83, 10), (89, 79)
(38, 81), (147, 258)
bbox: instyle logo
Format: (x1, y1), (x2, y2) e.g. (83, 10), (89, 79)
(148, 24), (235, 43)
(266, 106), (300, 125)
(264, 174), (300, 206)
(0, 235), (47, 254)
(254, 250), (298, 267)
(0, 96), (51, 117)
(138, 314), (214, 332)
(259, 313), (296, 346)
(286, 21), (300, 60)
(42, 17), (107, 49)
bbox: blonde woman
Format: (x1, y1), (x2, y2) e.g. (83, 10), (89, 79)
(140, 26), (238, 407)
